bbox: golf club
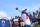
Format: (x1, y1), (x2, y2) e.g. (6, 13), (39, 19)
(16, 7), (22, 13)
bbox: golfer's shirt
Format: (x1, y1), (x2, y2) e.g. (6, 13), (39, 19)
(21, 13), (31, 25)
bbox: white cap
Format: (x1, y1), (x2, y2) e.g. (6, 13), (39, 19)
(22, 9), (27, 12)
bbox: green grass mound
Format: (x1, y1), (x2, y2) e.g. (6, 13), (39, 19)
(35, 25), (40, 27)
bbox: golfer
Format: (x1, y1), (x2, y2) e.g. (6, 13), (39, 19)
(21, 9), (31, 27)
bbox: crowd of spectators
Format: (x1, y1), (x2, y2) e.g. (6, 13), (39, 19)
(10, 8), (40, 27)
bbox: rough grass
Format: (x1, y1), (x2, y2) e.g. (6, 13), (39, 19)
(34, 25), (40, 27)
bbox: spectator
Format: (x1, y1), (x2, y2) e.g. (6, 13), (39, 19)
(36, 10), (38, 14)
(28, 12), (31, 16)
(35, 10), (38, 19)
(12, 18), (14, 27)
(38, 12), (40, 18)
(29, 14), (33, 21)
(20, 17), (24, 27)
(10, 17), (14, 27)
(39, 8), (40, 12)
(18, 16), (24, 27)
(32, 12), (35, 19)
(18, 16), (21, 27)
(14, 16), (18, 27)
(32, 12), (36, 24)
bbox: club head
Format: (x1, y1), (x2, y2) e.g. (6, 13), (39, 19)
(16, 7), (18, 10)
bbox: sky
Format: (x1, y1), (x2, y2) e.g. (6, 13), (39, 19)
(0, 0), (40, 19)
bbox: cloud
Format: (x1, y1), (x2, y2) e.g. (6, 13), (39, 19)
(0, 11), (11, 20)
(0, 11), (8, 17)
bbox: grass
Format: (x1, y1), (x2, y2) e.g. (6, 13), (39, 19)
(34, 25), (40, 27)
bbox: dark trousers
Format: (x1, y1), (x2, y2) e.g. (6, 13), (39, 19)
(24, 25), (31, 27)
(12, 24), (14, 27)
(19, 24), (21, 27)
